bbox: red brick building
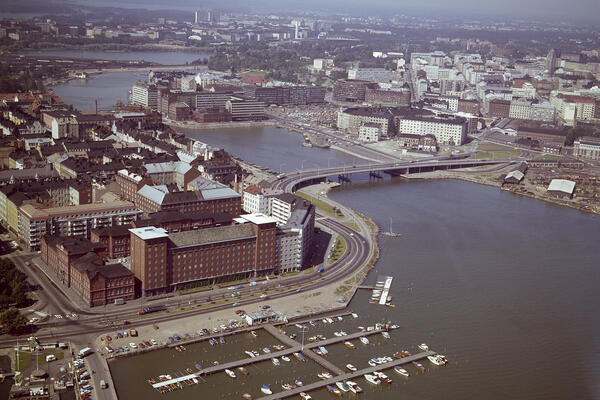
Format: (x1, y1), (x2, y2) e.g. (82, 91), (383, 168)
(116, 169), (153, 202)
(131, 210), (233, 233)
(90, 225), (131, 259)
(129, 216), (276, 295)
(489, 99), (511, 118)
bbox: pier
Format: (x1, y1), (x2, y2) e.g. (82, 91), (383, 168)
(378, 276), (393, 305)
(256, 350), (436, 400)
(153, 325), (391, 389)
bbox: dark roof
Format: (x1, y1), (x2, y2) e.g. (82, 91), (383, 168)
(91, 224), (132, 237)
(168, 224), (256, 248)
(517, 126), (566, 136)
(43, 236), (106, 255)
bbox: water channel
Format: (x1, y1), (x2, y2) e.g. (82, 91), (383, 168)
(24, 50), (211, 65)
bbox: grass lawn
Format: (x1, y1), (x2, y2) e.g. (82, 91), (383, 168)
(471, 150), (522, 159)
(15, 351), (31, 372)
(478, 144), (514, 151)
(329, 236), (347, 263)
(341, 220), (360, 232)
(533, 154), (563, 161)
(296, 191), (344, 218)
(241, 70), (267, 78)
(178, 286), (212, 295)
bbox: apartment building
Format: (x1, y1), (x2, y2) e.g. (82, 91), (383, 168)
(396, 110), (467, 145)
(332, 79), (379, 102)
(131, 83), (159, 110)
(347, 67), (391, 83)
(358, 123), (382, 142)
(573, 136), (600, 161)
(18, 200), (142, 250)
(243, 85), (326, 105)
(337, 107), (396, 135)
(225, 97), (265, 120)
(364, 87), (410, 106)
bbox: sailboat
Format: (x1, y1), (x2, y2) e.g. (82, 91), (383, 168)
(382, 217), (401, 237)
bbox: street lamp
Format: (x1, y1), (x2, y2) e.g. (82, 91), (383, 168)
(301, 160), (306, 170)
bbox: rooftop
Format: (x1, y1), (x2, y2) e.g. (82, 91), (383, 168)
(547, 179), (576, 194)
(168, 223), (255, 248)
(239, 213), (277, 225)
(129, 226), (169, 240)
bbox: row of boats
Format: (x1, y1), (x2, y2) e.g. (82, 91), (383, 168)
(243, 344), (286, 358)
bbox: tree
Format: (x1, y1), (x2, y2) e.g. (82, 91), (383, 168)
(0, 308), (28, 334)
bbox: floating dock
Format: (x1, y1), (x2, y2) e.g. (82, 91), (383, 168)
(378, 276), (393, 305)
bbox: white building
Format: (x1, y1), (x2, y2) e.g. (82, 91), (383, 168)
(242, 185), (270, 214)
(348, 67), (391, 83)
(131, 83), (158, 110)
(397, 113), (467, 145)
(358, 123), (382, 142)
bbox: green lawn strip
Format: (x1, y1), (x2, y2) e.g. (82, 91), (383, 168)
(341, 220), (360, 232)
(15, 351), (31, 372)
(329, 236), (347, 263)
(296, 191), (343, 218)
(471, 151), (521, 159)
(241, 70), (267, 78)
(303, 267), (314, 274)
(478, 144), (513, 151)
(216, 278), (249, 288)
(281, 271), (300, 277)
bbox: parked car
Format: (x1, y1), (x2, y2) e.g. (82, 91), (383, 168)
(129, 342), (137, 349)
(150, 339), (158, 346)
(105, 335), (112, 342)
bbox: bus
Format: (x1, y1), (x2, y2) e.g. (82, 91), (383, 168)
(138, 305), (166, 315)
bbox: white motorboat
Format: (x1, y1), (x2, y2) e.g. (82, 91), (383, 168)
(250, 330), (258, 337)
(281, 355), (291, 362)
(272, 358), (280, 366)
(295, 379), (303, 387)
(360, 337), (369, 345)
(282, 383), (293, 390)
(428, 354), (448, 366)
(260, 385), (272, 395)
(394, 366), (409, 377)
(299, 393), (312, 400)
(225, 369), (236, 379)
(344, 341), (355, 350)
(364, 374), (380, 385)
(262, 347), (271, 353)
(374, 371), (392, 384)
(334, 331), (343, 337)
(368, 359), (377, 367)
(336, 381), (350, 392)
(319, 346), (328, 354)
(346, 381), (362, 394)
(351, 313), (358, 318)
(346, 364), (357, 372)
(418, 343), (429, 351)
(382, 331), (390, 339)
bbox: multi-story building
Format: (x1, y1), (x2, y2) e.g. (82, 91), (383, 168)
(573, 136), (600, 161)
(347, 67), (391, 83)
(90, 225), (132, 259)
(488, 99), (511, 118)
(509, 100), (532, 120)
(332, 80), (379, 102)
(243, 185), (271, 214)
(550, 92), (599, 126)
(364, 87), (411, 106)
(516, 126), (567, 146)
(396, 110), (467, 145)
(129, 213), (277, 295)
(116, 169), (153, 202)
(337, 107), (396, 135)
(18, 200), (142, 250)
(225, 97), (265, 121)
(243, 86), (326, 105)
(143, 161), (201, 190)
(457, 99), (480, 115)
(135, 182), (241, 216)
(131, 83), (159, 110)
(358, 123), (382, 142)
(195, 91), (231, 109)
(397, 133), (438, 152)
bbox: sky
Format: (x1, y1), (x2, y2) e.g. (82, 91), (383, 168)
(78, 0), (600, 24)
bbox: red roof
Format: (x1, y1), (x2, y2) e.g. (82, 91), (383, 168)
(242, 76), (267, 85)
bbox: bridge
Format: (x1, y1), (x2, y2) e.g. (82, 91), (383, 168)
(270, 157), (515, 192)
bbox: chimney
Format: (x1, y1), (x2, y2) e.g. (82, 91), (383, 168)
(94, 99), (98, 115)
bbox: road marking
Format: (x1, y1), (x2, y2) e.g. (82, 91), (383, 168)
(54, 314), (63, 319)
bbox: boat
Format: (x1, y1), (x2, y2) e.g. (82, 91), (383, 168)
(394, 366), (409, 377)
(148, 379), (156, 384)
(346, 364), (357, 372)
(418, 343), (429, 351)
(212, 361), (219, 366)
(344, 341), (355, 350)
(252, 351), (260, 357)
(186, 368), (194, 374)
(364, 374), (381, 385)
(428, 354), (448, 366)
(322, 318), (328, 323)
(209, 338), (216, 345)
(337, 316), (343, 321)
(309, 320), (316, 326)
(314, 349), (323, 356)
(382, 331), (391, 339)
(272, 358), (280, 366)
(351, 313), (358, 318)
(282, 383), (293, 390)
(318, 372), (333, 380)
(368, 358), (378, 367)
(319, 346), (328, 354)
(295, 323), (304, 328)
(219, 337), (225, 344)
(336, 381), (350, 392)
(262, 347), (271, 353)
(334, 331), (343, 337)
(326, 318), (334, 323)
(390, 324), (399, 329)
(281, 355), (291, 362)
(290, 334), (297, 339)
(374, 371), (392, 384)
(192, 378), (199, 384)
(251, 331), (258, 337)
(261, 385), (272, 395)
(225, 369), (236, 379)
(295, 379), (303, 387)
(242, 394), (252, 400)
(382, 217), (401, 237)
(299, 393), (312, 400)
(360, 337), (369, 345)
(302, 142), (313, 148)
(237, 367), (249, 375)
(346, 381), (362, 394)
(245, 351), (255, 358)
(357, 326), (365, 331)
(412, 361), (425, 372)
(400, 350), (412, 358)
(293, 352), (305, 361)
(327, 385), (342, 396)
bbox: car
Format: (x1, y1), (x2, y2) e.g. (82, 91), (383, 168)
(173, 334), (181, 341)
(105, 346), (113, 353)
(122, 345), (129, 351)
(129, 342), (137, 349)
(144, 341), (151, 347)
(295, 288), (302, 293)
(235, 284), (245, 289)
(123, 331), (129, 337)
(235, 309), (246, 315)
(105, 335), (112, 342)
(116, 332), (123, 339)
(249, 281), (257, 286)
(232, 302), (240, 307)
(138, 342), (145, 349)
(262, 305), (271, 310)
(227, 286), (235, 290)
(150, 339), (158, 346)
(202, 328), (210, 335)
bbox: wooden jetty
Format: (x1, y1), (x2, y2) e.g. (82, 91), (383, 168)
(255, 350), (436, 400)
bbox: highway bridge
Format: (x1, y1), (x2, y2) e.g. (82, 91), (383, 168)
(270, 157), (516, 192)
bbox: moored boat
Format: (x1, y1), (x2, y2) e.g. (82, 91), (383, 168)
(368, 359), (377, 367)
(360, 337), (369, 345)
(364, 374), (380, 385)
(250, 331), (258, 337)
(237, 367), (249, 375)
(225, 369), (236, 379)
(428, 354), (448, 366)
(295, 379), (304, 387)
(412, 361), (425, 372)
(318, 371), (333, 380)
(351, 313), (358, 318)
(281, 355), (291, 362)
(209, 338), (216, 345)
(262, 347), (271, 353)
(186, 368), (193, 374)
(242, 394), (252, 400)
(261, 385), (272, 395)
(336, 381), (350, 392)
(394, 366), (409, 377)
(327, 385), (342, 396)
(299, 393), (312, 400)
(244, 351), (255, 358)
(282, 383), (293, 390)
(382, 331), (390, 339)
(294, 352), (305, 361)
(272, 358), (280, 366)
(219, 337), (225, 344)
(319, 346), (328, 354)
(344, 341), (355, 350)
(374, 371), (392, 384)
(192, 377), (199, 384)
(418, 343), (429, 351)
(346, 363), (357, 372)
(346, 381), (362, 393)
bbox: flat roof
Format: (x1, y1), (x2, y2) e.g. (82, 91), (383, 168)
(169, 224), (255, 248)
(548, 179), (575, 194)
(240, 213), (277, 225)
(129, 227), (169, 240)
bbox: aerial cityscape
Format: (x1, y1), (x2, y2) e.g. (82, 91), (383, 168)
(0, 0), (599, 399)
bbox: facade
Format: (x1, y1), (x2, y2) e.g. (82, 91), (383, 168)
(243, 185), (270, 214)
(347, 67), (391, 83)
(332, 80), (379, 102)
(364, 88), (410, 106)
(90, 225), (131, 259)
(18, 200), (141, 250)
(243, 86), (326, 105)
(397, 110), (467, 145)
(337, 107), (396, 135)
(573, 136), (600, 161)
(516, 126), (566, 146)
(358, 123), (382, 142)
(397, 133), (438, 152)
(130, 214), (276, 295)
(116, 169), (153, 202)
(131, 83), (159, 110)
(489, 99), (511, 118)
(225, 97), (265, 120)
